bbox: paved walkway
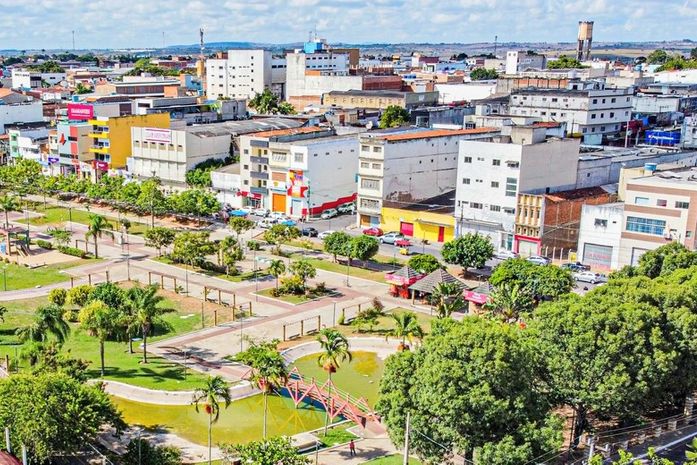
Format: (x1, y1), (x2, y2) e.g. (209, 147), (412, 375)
(317, 437), (399, 465)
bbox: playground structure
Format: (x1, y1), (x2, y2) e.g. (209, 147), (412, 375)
(0, 226), (29, 257)
(282, 367), (380, 427)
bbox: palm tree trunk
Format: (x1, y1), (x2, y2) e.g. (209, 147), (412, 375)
(324, 371), (332, 435)
(94, 236), (99, 259)
(129, 336), (134, 354)
(263, 390), (268, 439)
(4, 210), (8, 228)
(142, 325), (148, 364)
(208, 413), (212, 465)
(100, 340), (105, 376)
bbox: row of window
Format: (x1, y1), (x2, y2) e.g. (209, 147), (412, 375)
(458, 200), (515, 214)
(626, 216), (666, 236)
(360, 161), (382, 170)
(634, 197), (690, 209)
(460, 177), (517, 196)
(361, 145), (382, 153)
(462, 156), (517, 168)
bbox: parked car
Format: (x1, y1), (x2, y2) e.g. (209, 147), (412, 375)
(363, 227), (384, 237)
(252, 208), (270, 217)
(258, 218), (277, 229)
(495, 249), (519, 260)
(561, 262), (590, 272)
(318, 230), (336, 240)
(270, 212), (287, 221)
(320, 208), (338, 219)
(394, 238), (412, 247)
(279, 219), (297, 227)
(337, 202), (355, 214)
(527, 255), (551, 266)
(573, 271), (607, 284)
(379, 231), (405, 245)
(301, 227), (318, 237)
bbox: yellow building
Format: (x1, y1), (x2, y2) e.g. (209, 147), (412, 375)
(88, 113), (170, 173)
(380, 192), (456, 244)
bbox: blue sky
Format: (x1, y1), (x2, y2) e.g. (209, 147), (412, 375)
(0, 0), (694, 50)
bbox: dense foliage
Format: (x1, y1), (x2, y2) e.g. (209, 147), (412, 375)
(379, 105), (410, 128)
(441, 233), (494, 270)
(547, 55), (585, 69)
(469, 67), (499, 80)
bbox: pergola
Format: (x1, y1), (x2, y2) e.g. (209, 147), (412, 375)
(408, 268), (465, 303)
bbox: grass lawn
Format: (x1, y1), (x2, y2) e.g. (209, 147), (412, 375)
(21, 205), (150, 234)
(316, 422), (358, 447)
(295, 257), (388, 283)
(0, 293), (210, 390)
(154, 256), (271, 283)
(255, 287), (332, 305)
(361, 455), (422, 465)
(1, 259), (94, 291)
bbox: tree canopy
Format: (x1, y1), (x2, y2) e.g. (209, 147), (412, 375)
(489, 258), (573, 301)
(248, 89), (295, 115)
(469, 68), (499, 80)
(441, 233), (494, 270)
(379, 105), (410, 128)
(547, 55), (584, 69)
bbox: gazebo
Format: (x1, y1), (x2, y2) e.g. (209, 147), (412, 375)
(385, 266), (424, 299)
(464, 282), (494, 315)
(408, 268), (465, 304)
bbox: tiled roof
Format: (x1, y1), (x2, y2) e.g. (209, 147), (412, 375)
(250, 126), (326, 138)
(532, 121), (562, 128)
(379, 127), (498, 142)
(408, 268), (465, 294)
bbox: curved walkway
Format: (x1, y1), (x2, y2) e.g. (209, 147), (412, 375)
(95, 379), (258, 405)
(281, 337), (402, 364)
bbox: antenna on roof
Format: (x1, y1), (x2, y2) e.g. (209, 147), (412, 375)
(72, 30), (75, 51)
(199, 27), (206, 96)
(494, 35), (498, 57)
(162, 31), (165, 50)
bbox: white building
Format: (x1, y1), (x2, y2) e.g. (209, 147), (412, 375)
(505, 51), (546, 75)
(577, 202), (624, 270)
(129, 126), (231, 188)
(455, 126), (580, 250)
(0, 96), (43, 134)
(211, 164), (243, 209)
(7, 124), (49, 164)
(11, 69), (66, 89)
(435, 82), (497, 104)
(206, 50), (282, 100)
(285, 49), (358, 102)
(509, 83), (633, 144)
(356, 127), (500, 228)
(239, 127), (361, 216)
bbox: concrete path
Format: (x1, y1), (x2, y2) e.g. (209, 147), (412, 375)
(316, 436), (399, 465)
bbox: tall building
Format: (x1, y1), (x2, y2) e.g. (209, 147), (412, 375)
(0, 90), (43, 135)
(206, 50), (284, 100)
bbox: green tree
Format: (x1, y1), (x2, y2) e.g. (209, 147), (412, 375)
(67, 284), (93, 307)
(547, 55), (584, 68)
(143, 227), (176, 256)
(248, 88), (295, 115)
(218, 236), (244, 274)
(407, 254), (441, 274)
(268, 259), (286, 290)
(441, 233), (494, 271)
(171, 231), (216, 266)
(385, 311), (424, 351)
(485, 281), (534, 322)
(263, 224), (300, 256)
(48, 288), (67, 307)
(185, 159), (225, 188)
(75, 82), (92, 94)
(0, 194), (19, 228)
(78, 300), (119, 376)
(136, 179), (169, 227)
(635, 242), (697, 278)
(27, 60), (64, 73)
(235, 340), (288, 438)
(470, 67), (499, 80)
(221, 437), (309, 465)
(122, 438), (182, 465)
(350, 235), (379, 264)
(379, 105), (410, 128)
(16, 304), (71, 350)
(323, 231), (352, 262)
(316, 328), (352, 434)
(126, 284), (167, 363)
(84, 214), (114, 259)
(47, 227), (72, 246)
(376, 317), (560, 463)
(648, 49), (669, 64)
(228, 217), (255, 241)
(429, 281), (465, 318)
(171, 189), (220, 220)
(489, 258), (573, 301)
(0, 373), (124, 464)
(289, 258), (316, 291)
(193, 376), (232, 465)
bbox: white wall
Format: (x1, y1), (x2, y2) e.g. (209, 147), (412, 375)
(206, 50), (272, 100)
(0, 102), (43, 134)
(211, 170), (243, 209)
(285, 52), (353, 98)
(577, 203), (624, 270)
(435, 83), (496, 104)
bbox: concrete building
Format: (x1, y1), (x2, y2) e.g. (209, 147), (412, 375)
(7, 123), (50, 164)
(11, 69), (66, 89)
(211, 164), (243, 209)
(435, 82), (497, 104)
(509, 84), (634, 144)
(455, 126), (581, 250)
(132, 96), (247, 124)
(239, 126), (361, 216)
(576, 21), (594, 61)
(0, 91), (43, 134)
(94, 78), (181, 98)
(356, 127), (500, 228)
(55, 121), (93, 176)
(505, 51), (547, 75)
(577, 202), (625, 270)
(381, 190), (456, 243)
(322, 90), (439, 110)
(205, 50), (283, 100)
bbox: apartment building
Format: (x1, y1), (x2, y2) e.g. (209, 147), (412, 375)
(239, 127), (361, 216)
(7, 123), (50, 165)
(577, 202), (625, 270)
(509, 83), (633, 144)
(323, 90), (439, 110)
(205, 50), (285, 100)
(455, 126), (580, 250)
(0, 90), (43, 134)
(211, 164), (243, 209)
(11, 69), (66, 89)
(504, 51), (547, 75)
(94, 78), (181, 98)
(356, 127), (500, 228)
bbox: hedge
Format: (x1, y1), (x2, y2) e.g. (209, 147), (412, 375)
(57, 245), (88, 259)
(36, 240), (53, 250)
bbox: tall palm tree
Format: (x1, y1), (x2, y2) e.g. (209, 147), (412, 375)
(268, 259), (286, 290)
(484, 282), (534, 323)
(316, 328), (352, 434)
(78, 300), (116, 376)
(385, 311), (424, 351)
(0, 194), (18, 228)
(235, 340), (288, 438)
(84, 214), (114, 259)
(126, 284), (167, 363)
(193, 375), (232, 465)
(16, 304), (70, 346)
(430, 282), (464, 318)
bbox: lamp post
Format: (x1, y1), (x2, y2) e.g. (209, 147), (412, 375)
(2, 266), (6, 292)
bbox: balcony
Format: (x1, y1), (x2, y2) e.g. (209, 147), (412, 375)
(88, 131), (109, 139)
(89, 146), (109, 155)
(250, 156), (268, 164)
(250, 186), (268, 195)
(250, 171), (269, 180)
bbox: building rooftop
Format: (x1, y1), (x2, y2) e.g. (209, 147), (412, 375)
(629, 167), (697, 187)
(326, 89), (410, 98)
(544, 185), (614, 202)
(187, 118), (304, 138)
(383, 190), (456, 214)
(286, 133), (362, 146)
(250, 126), (327, 138)
(214, 163), (241, 175)
(371, 127), (498, 143)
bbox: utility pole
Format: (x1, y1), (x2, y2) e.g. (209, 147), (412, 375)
(586, 435), (596, 463)
(493, 35), (498, 58)
(72, 30), (75, 51)
(162, 31), (165, 50)
(403, 412), (411, 465)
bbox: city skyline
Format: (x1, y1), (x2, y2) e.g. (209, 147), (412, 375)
(0, 0), (695, 50)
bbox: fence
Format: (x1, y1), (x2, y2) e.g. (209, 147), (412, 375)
(147, 271), (182, 293)
(339, 301), (372, 324)
(70, 270), (111, 287)
(282, 315), (322, 341)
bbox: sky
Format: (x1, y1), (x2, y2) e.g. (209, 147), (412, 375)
(0, 0), (695, 50)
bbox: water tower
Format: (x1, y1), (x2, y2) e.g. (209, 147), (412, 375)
(576, 21), (594, 61)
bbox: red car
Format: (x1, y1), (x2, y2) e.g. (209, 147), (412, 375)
(363, 227), (384, 236)
(394, 238), (412, 247)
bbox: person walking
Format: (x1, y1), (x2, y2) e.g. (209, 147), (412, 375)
(349, 439), (356, 457)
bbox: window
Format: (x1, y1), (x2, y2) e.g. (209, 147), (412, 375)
(656, 199), (667, 207)
(676, 201), (690, 209)
(361, 145), (369, 152)
(463, 156), (472, 163)
(271, 152), (287, 162)
(293, 153), (304, 163)
(360, 162), (370, 169)
(490, 205), (501, 212)
(609, 112), (615, 118)
(551, 98), (558, 103)
(243, 164), (249, 170)
(371, 163), (381, 169)
(372, 146), (382, 153)
(491, 181), (499, 188)
(505, 177), (517, 197)
(626, 216), (666, 236)
(594, 218), (608, 227)
(359, 198), (380, 210)
(592, 99), (598, 104)
(503, 207), (515, 214)
(360, 178), (380, 190)
(634, 196), (650, 206)
(471, 202), (483, 209)
(492, 159), (501, 166)
(611, 97), (616, 103)
(462, 178), (470, 185)
(591, 114), (597, 119)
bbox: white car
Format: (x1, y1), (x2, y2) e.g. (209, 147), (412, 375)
(258, 218), (277, 229)
(495, 250), (519, 260)
(379, 231), (404, 245)
(573, 271), (607, 284)
(527, 255), (551, 266)
(252, 208), (269, 217)
(270, 212), (288, 221)
(318, 230), (336, 240)
(337, 202), (355, 214)
(320, 208), (338, 219)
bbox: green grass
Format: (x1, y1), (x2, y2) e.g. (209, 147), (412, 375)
(21, 205), (150, 234)
(154, 256), (271, 283)
(256, 288), (312, 304)
(0, 259), (94, 291)
(316, 423), (358, 447)
(361, 455), (422, 465)
(294, 257), (388, 283)
(0, 295), (210, 390)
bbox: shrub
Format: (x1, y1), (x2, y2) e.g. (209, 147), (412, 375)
(279, 275), (305, 295)
(337, 313), (346, 325)
(315, 282), (328, 294)
(67, 285), (93, 307)
(36, 239), (53, 250)
(57, 245), (88, 259)
(63, 309), (79, 323)
(247, 240), (261, 251)
(48, 288), (67, 307)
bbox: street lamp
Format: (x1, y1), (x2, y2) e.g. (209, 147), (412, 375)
(2, 266), (6, 292)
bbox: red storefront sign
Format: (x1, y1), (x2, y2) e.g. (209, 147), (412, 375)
(93, 160), (109, 171)
(464, 290), (489, 305)
(67, 103), (94, 121)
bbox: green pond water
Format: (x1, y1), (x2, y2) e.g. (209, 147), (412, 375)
(112, 351), (385, 445)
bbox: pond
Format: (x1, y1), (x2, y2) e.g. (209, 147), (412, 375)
(112, 351), (385, 445)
